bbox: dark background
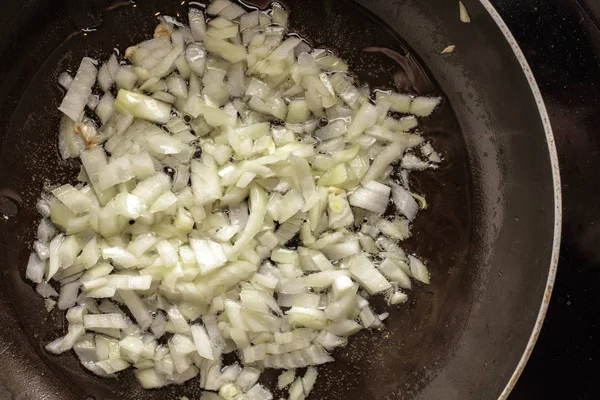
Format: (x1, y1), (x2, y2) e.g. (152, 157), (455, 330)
(497, 0), (600, 399)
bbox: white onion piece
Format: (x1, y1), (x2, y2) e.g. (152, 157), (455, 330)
(58, 72), (73, 90)
(206, 0), (232, 15)
(189, 8), (207, 41)
(459, 1), (471, 23)
(390, 182), (419, 221)
(401, 153), (435, 170)
(119, 290), (154, 330)
(58, 281), (81, 310)
(190, 324), (215, 360)
(59, 57), (97, 122)
(409, 96), (442, 117)
(36, 281), (58, 298)
(96, 92), (115, 124)
(205, 36), (246, 64)
(347, 102), (377, 138)
(408, 255), (431, 284)
(185, 43), (207, 77)
(377, 257), (412, 289)
(83, 313), (128, 329)
(349, 255), (392, 295)
(26, 253), (46, 284)
(80, 147), (117, 206)
(362, 141), (405, 183)
(349, 180), (390, 214)
(114, 89), (171, 124)
(244, 384), (273, 400)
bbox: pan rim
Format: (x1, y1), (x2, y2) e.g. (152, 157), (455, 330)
(475, 0), (563, 398)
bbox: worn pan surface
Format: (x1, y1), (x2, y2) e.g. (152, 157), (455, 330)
(0, 0), (560, 399)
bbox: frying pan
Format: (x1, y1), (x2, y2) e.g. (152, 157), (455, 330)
(0, 0), (561, 399)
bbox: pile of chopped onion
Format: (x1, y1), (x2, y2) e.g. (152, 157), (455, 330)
(26, 1), (442, 398)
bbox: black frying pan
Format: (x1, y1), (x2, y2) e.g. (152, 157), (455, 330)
(0, 0), (561, 399)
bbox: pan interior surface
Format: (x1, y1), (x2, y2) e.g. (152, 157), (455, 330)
(0, 0), (558, 399)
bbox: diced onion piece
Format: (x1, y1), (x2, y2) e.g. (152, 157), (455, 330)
(114, 193), (147, 219)
(83, 313), (128, 329)
(349, 180), (390, 214)
(207, 0), (232, 15)
(408, 96), (442, 117)
(377, 217), (411, 241)
(59, 57), (97, 121)
(114, 66), (138, 90)
(96, 92), (115, 124)
(288, 378), (304, 400)
(191, 324), (215, 360)
(230, 183), (267, 257)
(459, 1), (471, 23)
(58, 72), (73, 90)
(97, 358), (131, 374)
(302, 367), (318, 395)
(362, 141), (404, 183)
(321, 240), (360, 261)
(441, 45), (456, 54)
(26, 253), (46, 284)
(186, 43), (207, 77)
(269, 37), (302, 61)
(135, 368), (168, 389)
(408, 255), (430, 284)
(102, 247), (139, 269)
(377, 257), (412, 289)
(204, 36), (247, 64)
(390, 182), (419, 221)
(98, 157), (134, 190)
(244, 384), (273, 400)
(287, 307), (327, 330)
(80, 147), (117, 206)
(347, 102), (377, 138)
(349, 255), (392, 295)
(114, 89), (171, 124)
(58, 115), (85, 160)
(119, 290), (154, 330)
(389, 291), (408, 305)
(190, 239), (228, 275)
(189, 8), (207, 41)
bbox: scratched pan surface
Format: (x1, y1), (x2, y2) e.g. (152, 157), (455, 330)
(0, 0), (560, 399)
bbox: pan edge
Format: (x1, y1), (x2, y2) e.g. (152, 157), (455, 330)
(476, 0), (563, 398)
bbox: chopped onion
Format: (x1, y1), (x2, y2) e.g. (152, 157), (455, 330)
(204, 36), (246, 64)
(409, 96), (442, 117)
(408, 255), (431, 284)
(362, 141), (405, 183)
(114, 89), (171, 124)
(26, 253), (46, 284)
(459, 1), (471, 23)
(189, 8), (207, 41)
(26, 1), (443, 395)
(83, 313), (128, 329)
(349, 180), (391, 214)
(390, 182), (419, 221)
(58, 72), (73, 90)
(59, 58), (97, 121)
(277, 369), (296, 389)
(185, 43), (207, 77)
